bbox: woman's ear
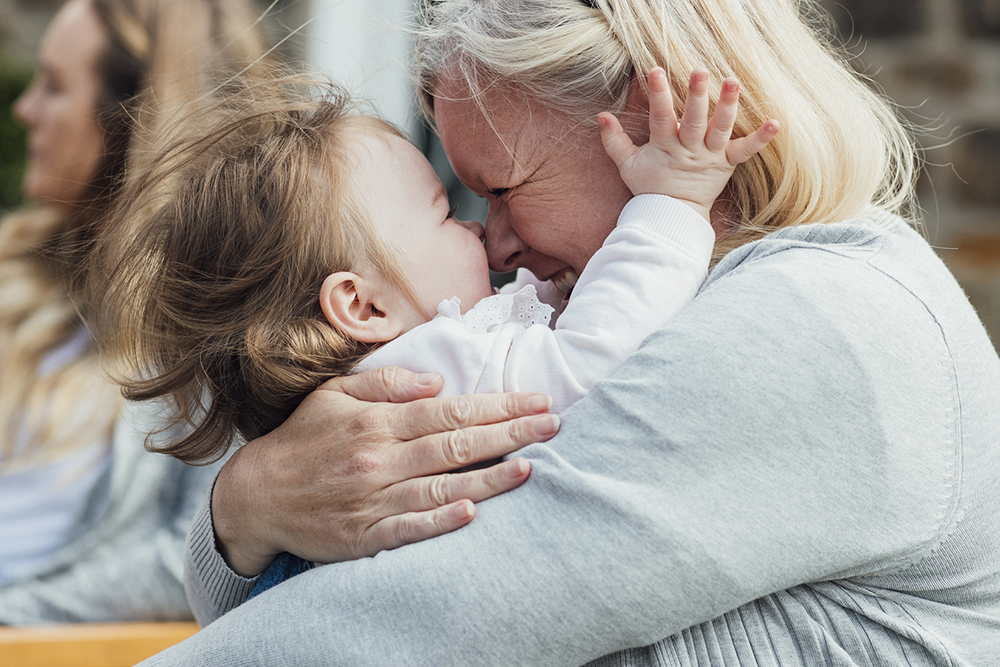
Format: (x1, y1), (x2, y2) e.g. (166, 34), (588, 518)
(319, 272), (403, 344)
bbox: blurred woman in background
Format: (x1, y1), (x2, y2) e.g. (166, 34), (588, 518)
(0, 0), (268, 623)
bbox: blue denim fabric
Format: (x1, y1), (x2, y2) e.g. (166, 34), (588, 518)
(248, 552), (314, 600)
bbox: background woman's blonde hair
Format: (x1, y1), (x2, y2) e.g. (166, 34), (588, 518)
(414, 0), (920, 259)
(0, 0), (268, 472)
(93, 75), (412, 464)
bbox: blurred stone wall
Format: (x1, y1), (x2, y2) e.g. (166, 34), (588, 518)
(821, 0), (1000, 349)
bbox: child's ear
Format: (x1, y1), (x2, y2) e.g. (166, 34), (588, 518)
(319, 272), (403, 344)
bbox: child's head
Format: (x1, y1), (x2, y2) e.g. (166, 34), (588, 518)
(95, 76), (492, 463)
(319, 129), (492, 344)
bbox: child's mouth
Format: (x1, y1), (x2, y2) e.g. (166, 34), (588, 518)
(551, 269), (579, 295)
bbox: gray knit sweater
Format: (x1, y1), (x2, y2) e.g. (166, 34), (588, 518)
(0, 400), (220, 624)
(149, 212), (1000, 665)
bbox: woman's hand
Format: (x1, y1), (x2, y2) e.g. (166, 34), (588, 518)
(211, 367), (558, 577)
(597, 67), (779, 222)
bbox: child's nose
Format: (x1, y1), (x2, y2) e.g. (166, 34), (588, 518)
(457, 218), (485, 240)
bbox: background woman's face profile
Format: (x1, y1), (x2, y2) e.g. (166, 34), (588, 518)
(13, 0), (106, 208)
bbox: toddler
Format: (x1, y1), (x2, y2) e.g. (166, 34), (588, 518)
(96, 70), (775, 593)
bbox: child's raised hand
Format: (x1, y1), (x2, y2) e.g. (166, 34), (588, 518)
(598, 67), (779, 221)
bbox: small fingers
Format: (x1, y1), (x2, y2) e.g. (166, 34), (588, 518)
(705, 77), (740, 153)
(597, 111), (636, 168)
(678, 68), (710, 148)
(360, 500), (477, 555)
(645, 67), (679, 150)
(726, 120), (780, 166)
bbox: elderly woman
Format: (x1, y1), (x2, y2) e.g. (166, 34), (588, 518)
(144, 0), (999, 664)
(0, 0), (267, 622)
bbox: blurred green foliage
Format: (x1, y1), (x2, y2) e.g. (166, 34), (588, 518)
(0, 56), (30, 213)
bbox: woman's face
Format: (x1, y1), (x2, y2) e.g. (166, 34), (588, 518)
(13, 0), (107, 208)
(434, 77), (634, 293)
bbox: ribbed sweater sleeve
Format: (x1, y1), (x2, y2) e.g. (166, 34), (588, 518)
(183, 487), (258, 626)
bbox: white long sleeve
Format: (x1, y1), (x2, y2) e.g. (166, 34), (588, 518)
(358, 195), (714, 413)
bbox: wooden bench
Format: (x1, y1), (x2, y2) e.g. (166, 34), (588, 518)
(0, 622), (199, 667)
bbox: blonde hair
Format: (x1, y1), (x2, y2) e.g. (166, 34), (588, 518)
(414, 0), (920, 259)
(93, 76), (412, 464)
(0, 0), (268, 471)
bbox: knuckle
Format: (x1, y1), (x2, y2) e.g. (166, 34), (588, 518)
(443, 428), (473, 467)
(484, 465), (506, 491)
(350, 405), (390, 438)
(346, 449), (383, 476)
(395, 514), (433, 547)
(426, 475), (451, 507)
(349, 525), (374, 558)
(511, 418), (535, 444)
(377, 365), (404, 389)
(444, 395), (474, 428)
(501, 393), (523, 419)
(430, 510), (449, 535)
(391, 519), (411, 547)
(424, 510), (447, 537)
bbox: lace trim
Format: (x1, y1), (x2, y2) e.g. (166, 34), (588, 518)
(437, 285), (554, 334)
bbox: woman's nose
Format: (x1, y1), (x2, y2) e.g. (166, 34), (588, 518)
(456, 217), (485, 241)
(484, 209), (529, 273)
(13, 85), (38, 129)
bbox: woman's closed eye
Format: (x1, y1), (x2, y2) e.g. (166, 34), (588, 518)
(486, 187), (510, 199)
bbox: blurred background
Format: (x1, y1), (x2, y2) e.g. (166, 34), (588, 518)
(2, 0), (999, 346)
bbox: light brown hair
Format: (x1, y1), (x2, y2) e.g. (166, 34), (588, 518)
(0, 0), (269, 471)
(94, 76), (411, 464)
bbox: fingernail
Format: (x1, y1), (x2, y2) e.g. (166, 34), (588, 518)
(416, 372), (441, 386)
(533, 414), (560, 436)
(505, 458), (530, 478)
(527, 394), (552, 414)
(451, 499), (474, 520)
(725, 80), (739, 93)
(596, 115), (608, 128)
